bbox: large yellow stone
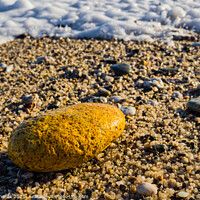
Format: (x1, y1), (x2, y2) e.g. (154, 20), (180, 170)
(8, 103), (125, 172)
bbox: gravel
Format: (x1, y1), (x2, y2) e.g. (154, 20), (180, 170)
(0, 36), (200, 199)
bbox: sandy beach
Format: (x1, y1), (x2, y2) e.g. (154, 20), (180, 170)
(0, 35), (200, 199)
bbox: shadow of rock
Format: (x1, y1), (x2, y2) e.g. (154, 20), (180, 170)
(0, 150), (78, 198)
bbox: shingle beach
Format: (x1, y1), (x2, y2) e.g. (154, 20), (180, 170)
(0, 35), (200, 199)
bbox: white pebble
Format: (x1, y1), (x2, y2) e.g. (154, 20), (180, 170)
(136, 182), (157, 196)
(120, 106), (136, 116)
(4, 65), (13, 73)
(177, 191), (189, 198)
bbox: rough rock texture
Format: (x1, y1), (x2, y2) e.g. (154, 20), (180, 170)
(8, 103), (125, 172)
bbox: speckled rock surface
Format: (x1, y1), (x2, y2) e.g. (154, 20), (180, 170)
(8, 103), (125, 172)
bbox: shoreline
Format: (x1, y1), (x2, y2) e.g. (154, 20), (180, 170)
(0, 36), (200, 199)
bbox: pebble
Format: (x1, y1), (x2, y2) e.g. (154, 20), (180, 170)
(177, 191), (189, 198)
(4, 65), (13, 73)
(143, 78), (164, 89)
(31, 195), (47, 200)
(152, 144), (167, 154)
(147, 100), (158, 106)
(120, 106), (136, 116)
(136, 182), (157, 196)
(110, 63), (131, 76)
(192, 42), (200, 47)
(89, 96), (107, 103)
(21, 172), (34, 179)
(187, 98), (200, 112)
(0, 63), (6, 68)
(171, 91), (183, 99)
(22, 94), (39, 104)
(36, 56), (55, 64)
(108, 96), (124, 103)
(8, 103), (125, 172)
(98, 88), (111, 96)
(104, 75), (114, 82)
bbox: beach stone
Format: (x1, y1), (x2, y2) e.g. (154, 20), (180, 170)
(147, 100), (158, 106)
(192, 42), (200, 47)
(22, 94), (39, 104)
(136, 182), (157, 197)
(104, 75), (114, 82)
(172, 91), (183, 99)
(89, 97), (107, 103)
(31, 195), (47, 200)
(8, 103), (125, 172)
(177, 191), (189, 198)
(187, 98), (200, 112)
(120, 106), (136, 116)
(152, 144), (167, 154)
(36, 56), (55, 64)
(4, 65), (13, 73)
(110, 63), (131, 76)
(109, 96), (124, 103)
(143, 78), (164, 89)
(98, 88), (111, 96)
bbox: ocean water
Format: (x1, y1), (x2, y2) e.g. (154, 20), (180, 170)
(0, 0), (200, 44)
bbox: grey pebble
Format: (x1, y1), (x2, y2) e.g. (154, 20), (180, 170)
(192, 42), (200, 47)
(22, 94), (39, 104)
(110, 63), (131, 76)
(89, 96), (107, 103)
(31, 195), (47, 200)
(187, 98), (200, 112)
(21, 172), (34, 179)
(36, 56), (55, 64)
(147, 100), (158, 106)
(98, 88), (111, 96)
(108, 96), (124, 103)
(120, 106), (136, 116)
(143, 78), (164, 89)
(172, 91), (183, 99)
(136, 182), (157, 196)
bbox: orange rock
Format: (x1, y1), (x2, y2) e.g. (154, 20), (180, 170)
(8, 103), (125, 172)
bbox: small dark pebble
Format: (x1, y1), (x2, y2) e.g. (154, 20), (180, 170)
(110, 63), (131, 76)
(119, 184), (127, 191)
(127, 49), (140, 57)
(189, 135), (195, 139)
(182, 182), (187, 188)
(86, 189), (92, 198)
(152, 144), (167, 154)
